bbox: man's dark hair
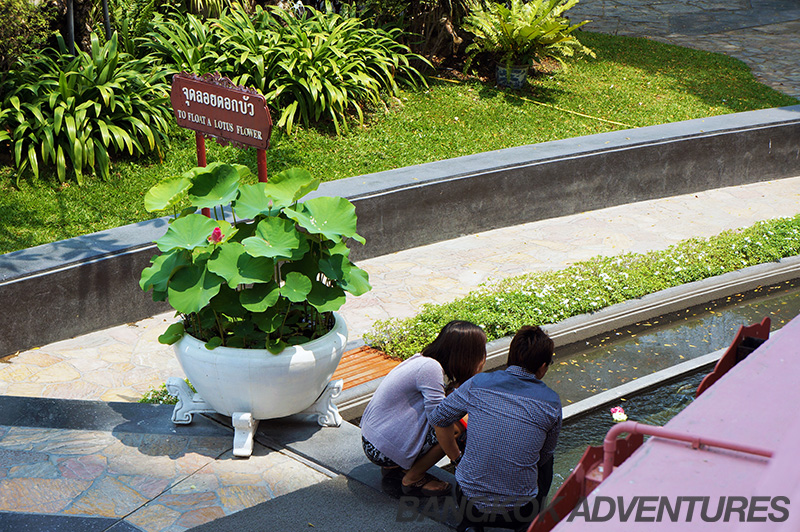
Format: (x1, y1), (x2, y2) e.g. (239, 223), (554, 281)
(422, 320), (486, 385)
(507, 325), (554, 374)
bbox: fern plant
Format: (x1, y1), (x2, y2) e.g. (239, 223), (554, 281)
(0, 33), (172, 184)
(463, 0), (594, 71)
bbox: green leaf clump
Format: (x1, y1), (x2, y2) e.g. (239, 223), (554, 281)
(138, 378), (195, 404)
(140, 162), (371, 352)
(463, 0), (595, 71)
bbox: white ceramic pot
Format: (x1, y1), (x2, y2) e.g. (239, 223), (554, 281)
(172, 312), (348, 420)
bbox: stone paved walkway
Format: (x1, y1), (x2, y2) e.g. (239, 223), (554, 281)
(568, 0), (800, 98)
(3, 176), (799, 405)
(0, 400), (334, 532)
(0, 314), (178, 402)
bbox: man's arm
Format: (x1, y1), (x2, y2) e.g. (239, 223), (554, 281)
(429, 381), (471, 428)
(535, 412), (561, 511)
(540, 413), (562, 462)
(535, 454), (554, 512)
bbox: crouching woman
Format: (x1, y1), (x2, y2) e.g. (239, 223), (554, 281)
(360, 320), (487, 497)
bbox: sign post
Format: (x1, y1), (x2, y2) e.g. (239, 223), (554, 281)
(170, 72), (273, 183)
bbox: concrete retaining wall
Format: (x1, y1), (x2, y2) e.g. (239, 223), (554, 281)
(2, 105), (800, 356)
(337, 105), (800, 259)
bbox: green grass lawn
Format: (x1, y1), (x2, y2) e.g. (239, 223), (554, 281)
(1, 31), (797, 255)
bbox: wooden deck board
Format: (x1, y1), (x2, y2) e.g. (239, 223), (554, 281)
(332, 346), (401, 390)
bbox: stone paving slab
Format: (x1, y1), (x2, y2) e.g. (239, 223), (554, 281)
(0, 314), (179, 403)
(191, 474), (453, 532)
(0, 398), (331, 532)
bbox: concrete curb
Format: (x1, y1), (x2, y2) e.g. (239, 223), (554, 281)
(560, 310), (794, 421)
(561, 349), (723, 421)
(337, 255), (800, 420)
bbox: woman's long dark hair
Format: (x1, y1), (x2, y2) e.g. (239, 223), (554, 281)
(421, 320), (486, 385)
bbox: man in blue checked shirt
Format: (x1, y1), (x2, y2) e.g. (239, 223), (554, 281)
(430, 325), (562, 532)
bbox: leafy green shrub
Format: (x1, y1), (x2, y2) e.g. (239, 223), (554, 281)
(107, 0), (230, 53)
(364, 215), (800, 359)
(107, 0), (230, 57)
(0, 0), (57, 74)
(139, 11), (221, 69)
(110, 0), (167, 55)
(143, 6), (429, 133)
(0, 33), (172, 184)
(251, 6), (429, 133)
(462, 0), (593, 70)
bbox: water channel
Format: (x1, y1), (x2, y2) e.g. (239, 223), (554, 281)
(548, 279), (800, 405)
(551, 370), (705, 495)
(548, 278), (800, 494)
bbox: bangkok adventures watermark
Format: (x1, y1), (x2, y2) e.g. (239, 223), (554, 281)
(566, 495), (790, 523)
(396, 495), (790, 524)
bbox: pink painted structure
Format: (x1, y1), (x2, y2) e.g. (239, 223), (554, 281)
(541, 312), (800, 531)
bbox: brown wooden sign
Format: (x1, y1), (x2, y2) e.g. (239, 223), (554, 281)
(170, 72), (272, 150)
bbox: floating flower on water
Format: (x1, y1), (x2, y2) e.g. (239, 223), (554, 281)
(610, 406), (627, 422)
(208, 227), (224, 244)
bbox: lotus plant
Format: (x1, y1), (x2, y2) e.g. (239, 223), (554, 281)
(139, 162), (371, 353)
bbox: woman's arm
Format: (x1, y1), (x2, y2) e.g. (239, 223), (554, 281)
(416, 359), (466, 461)
(429, 381), (473, 461)
(433, 424), (462, 462)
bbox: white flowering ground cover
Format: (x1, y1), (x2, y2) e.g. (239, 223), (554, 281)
(365, 215), (800, 359)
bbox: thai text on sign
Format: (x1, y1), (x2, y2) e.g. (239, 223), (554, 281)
(170, 72), (272, 150)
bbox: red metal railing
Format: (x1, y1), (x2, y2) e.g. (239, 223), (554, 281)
(602, 421), (774, 481)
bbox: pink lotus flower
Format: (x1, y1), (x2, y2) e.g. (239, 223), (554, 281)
(208, 227), (224, 244)
(610, 406), (628, 422)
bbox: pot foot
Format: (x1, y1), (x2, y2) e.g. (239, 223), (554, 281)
(167, 377), (216, 424)
(232, 412), (259, 457)
(301, 379), (343, 427)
